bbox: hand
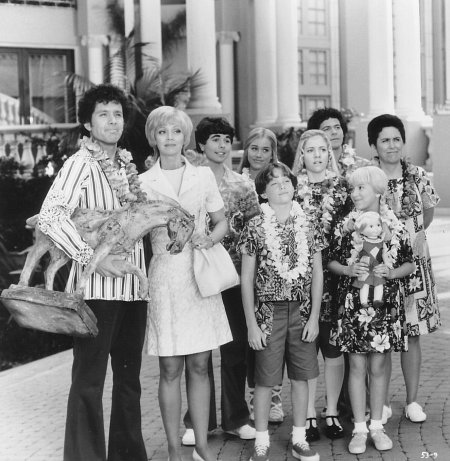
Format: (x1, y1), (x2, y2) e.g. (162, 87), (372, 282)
(373, 263), (391, 279)
(347, 261), (369, 278)
(96, 255), (127, 278)
(248, 326), (267, 351)
(302, 318), (319, 342)
(191, 234), (214, 250)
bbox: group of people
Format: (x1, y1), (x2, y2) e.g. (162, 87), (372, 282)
(37, 84), (440, 461)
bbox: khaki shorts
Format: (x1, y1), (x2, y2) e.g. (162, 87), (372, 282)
(254, 301), (319, 387)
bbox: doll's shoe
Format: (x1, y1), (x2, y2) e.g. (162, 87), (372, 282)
(405, 402), (426, 422)
(324, 415), (344, 439)
(305, 417), (320, 442)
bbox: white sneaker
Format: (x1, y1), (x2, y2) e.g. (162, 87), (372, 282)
(181, 428), (195, 446)
(405, 402), (427, 422)
(269, 386), (284, 423)
(381, 405), (392, 424)
(348, 431), (368, 454)
(225, 423), (256, 440)
(370, 428), (393, 451)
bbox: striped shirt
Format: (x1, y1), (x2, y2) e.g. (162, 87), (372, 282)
(38, 145), (146, 301)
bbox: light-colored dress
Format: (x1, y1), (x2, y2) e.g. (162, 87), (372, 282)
(139, 158), (232, 356)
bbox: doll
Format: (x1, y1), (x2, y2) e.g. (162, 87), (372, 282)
(352, 211), (390, 309)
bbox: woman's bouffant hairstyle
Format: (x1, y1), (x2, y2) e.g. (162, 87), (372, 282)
(348, 166), (388, 196)
(78, 84), (130, 125)
(291, 129), (339, 176)
(195, 117), (234, 152)
(145, 106), (193, 156)
(306, 107), (348, 139)
(367, 114), (406, 147)
(237, 127), (278, 173)
(254, 162), (297, 201)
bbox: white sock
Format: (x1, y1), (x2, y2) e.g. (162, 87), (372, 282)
(292, 426), (306, 445)
(369, 419), (383, 431)
(354, 421), (368, 433)
(255, 430), (270, 446)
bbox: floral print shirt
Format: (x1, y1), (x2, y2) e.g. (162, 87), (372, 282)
(238, 210), (325, 338)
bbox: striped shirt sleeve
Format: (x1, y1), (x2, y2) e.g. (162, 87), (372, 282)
(38, 153), (94, 266)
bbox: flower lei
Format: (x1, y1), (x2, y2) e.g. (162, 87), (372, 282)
(296, 170), (337, 235)
(338, 144), (356, 170)
(341, 201), (404, 269)
(260, 201), (309, 283)
(373, 157), (421, 220)
(81, 137), (147, 204)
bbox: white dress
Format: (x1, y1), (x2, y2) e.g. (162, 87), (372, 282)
(139, 158), (232, 356)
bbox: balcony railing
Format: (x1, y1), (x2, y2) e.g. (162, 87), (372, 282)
(0, 0), (76, 7)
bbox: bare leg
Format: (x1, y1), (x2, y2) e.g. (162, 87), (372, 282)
(383, 352), (392, 406)
(185, 351), (215, 461)
(306, 378), (317, 419)
(325, 355), (345, 416)
(368, 353), (386, 421)
(401, 335), (421, 404)
(292, 379), (309, 427)
(349, 353), (368, 423)
(254, 385), (272, 432)
(158, 356), (184, 461)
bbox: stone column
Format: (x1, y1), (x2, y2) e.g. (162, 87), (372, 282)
(275, 0), (301, 127)
(366, 0), (395, 117)
(217, 31), (239, 128)
(253, 0), (278, 126)
(123, 0), (134, 37)
(81, 35), (109, 85)
(444, 0), (450, 106)
(139, 0), (162, 65)
(186, 0), (221, 113)
(393, 0), (424, 118)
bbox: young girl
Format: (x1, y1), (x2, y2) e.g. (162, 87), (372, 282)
(292, 129), (352, 442)
(327, 166), (415, 455)
(239, 162), (323, 461)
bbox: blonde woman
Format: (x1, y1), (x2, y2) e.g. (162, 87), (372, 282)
(293, 130), (352, 442)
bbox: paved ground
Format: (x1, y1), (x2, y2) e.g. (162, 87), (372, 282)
(1, 210), (449, 461)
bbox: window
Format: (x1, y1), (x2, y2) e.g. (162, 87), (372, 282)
(0, 48), (75, 125)
(307, 0), (326, 36)
(309, 50), (327, 85)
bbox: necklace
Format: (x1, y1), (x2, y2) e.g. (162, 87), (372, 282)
(296, 170), (338, 235)
(81, 137), (147, 204)
(341, 201), (404, 269)
(260, 201), (309, 282)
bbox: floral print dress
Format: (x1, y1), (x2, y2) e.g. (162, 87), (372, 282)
(328, 208), (414, 353)
(296, 172), (352, 323)
(382, 160), (441, 336)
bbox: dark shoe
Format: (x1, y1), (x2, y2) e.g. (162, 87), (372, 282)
(305, 417), (320, 442)
(373, 300), (385, 310)
(324, 415), (344, 439)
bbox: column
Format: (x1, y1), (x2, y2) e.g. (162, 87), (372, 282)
(444, 0), (450, 106)
(393, 0), (424, 118)
(217, 31), (239, 128)
(81, 35), (109, 85)
(366, 0), (395, 117)
(139, 0), (162, 65)
(253, 0), (278, 126)
(275, 0), (301, 126)
(124, 0), (134, 37)
(186, 0), (221, 112)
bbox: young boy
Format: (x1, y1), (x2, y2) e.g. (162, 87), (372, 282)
(239, 162), (323, 461)
(239, 163), (323, 461)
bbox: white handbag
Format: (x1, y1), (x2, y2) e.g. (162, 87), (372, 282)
(193, 242), (240, 297)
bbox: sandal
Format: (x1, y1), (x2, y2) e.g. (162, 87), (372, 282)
(325, 415), (344, 439)
(305, 417), (320, 442)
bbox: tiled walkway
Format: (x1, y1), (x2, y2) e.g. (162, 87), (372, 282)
(1, 212), (449, 460)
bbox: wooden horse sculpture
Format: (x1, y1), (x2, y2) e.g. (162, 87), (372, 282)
(1, 199), (195, 337)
